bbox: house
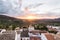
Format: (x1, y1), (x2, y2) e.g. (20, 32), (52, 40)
(44, 33), (55, 40)
(28, 30), (41, 40)
(46, 25), (58, 31)
(46, 25), (60, 30)
(28, 25), (34, 31)
(29, 30), (48, 34)
(54, 32), (60, 40)
(21, 28), (30, 40)
(30, 37), (41, 40)
(0, 29), (6, 33)
(15, 30), (21, 40)
(0, 31), (15, 40)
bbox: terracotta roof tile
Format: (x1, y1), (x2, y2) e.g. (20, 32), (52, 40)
(44, 33), (55, 40)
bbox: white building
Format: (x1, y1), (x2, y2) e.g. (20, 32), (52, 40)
(0, 29), (6, 33)
(28, 25), (34, 31)
(47, 25), (60, 31)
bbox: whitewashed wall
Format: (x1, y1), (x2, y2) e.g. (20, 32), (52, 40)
(41, 33), (47, 40)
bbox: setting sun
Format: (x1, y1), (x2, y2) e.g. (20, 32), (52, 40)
(16, 15), (39, 21)
(26, 16), (36, 19)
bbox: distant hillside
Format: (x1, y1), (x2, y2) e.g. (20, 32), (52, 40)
(54, 18), (60, 22)
(0, 15), (60, 30)
(31, 18), (60, 26)
(0, 15), (21, 21)
(0, 15), (26, 30)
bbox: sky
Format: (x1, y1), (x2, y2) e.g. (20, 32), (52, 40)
(0, 0), (60, 19)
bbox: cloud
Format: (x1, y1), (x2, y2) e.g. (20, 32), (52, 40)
(0, 0), (21, 14)
(0, 0), (60, 19)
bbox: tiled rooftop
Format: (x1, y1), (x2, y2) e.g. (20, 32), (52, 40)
(30, 37), (41, 40)
(29, 30), (48, 33)
(44, 33), (55, 40)
(0, 30), (56, 40)
(0, 33), (15, 40)
(0, 31), (15, 40)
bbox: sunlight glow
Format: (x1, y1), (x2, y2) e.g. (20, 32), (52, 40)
(17, 15), (39, 21)
(26, 16), (36, 19)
